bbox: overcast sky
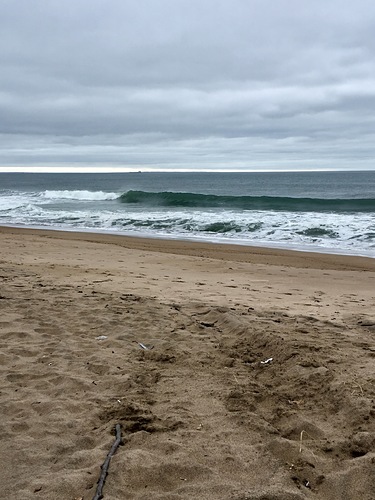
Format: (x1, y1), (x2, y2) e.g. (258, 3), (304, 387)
(1, 0), (375, 172)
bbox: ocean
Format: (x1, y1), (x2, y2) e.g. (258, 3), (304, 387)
(1, 171), (375, 257)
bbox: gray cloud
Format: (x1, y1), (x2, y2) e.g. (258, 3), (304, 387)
(1, 0), (375, 171)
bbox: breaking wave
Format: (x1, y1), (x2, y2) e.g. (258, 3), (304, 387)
(42, 190), (118, 201)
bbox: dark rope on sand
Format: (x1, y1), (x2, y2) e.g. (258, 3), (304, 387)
(93, 424), (122, 500)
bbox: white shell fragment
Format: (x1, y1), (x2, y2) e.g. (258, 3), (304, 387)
(260, 357), (273, 364)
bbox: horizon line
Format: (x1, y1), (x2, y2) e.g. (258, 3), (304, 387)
(1, 167), (375, 174)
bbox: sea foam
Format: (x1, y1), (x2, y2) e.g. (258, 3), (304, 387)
(42, 190), (119, 201)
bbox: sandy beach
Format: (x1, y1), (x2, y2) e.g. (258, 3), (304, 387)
(0, 226), (374, 500)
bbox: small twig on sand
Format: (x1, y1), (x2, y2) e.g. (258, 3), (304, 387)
(353, 381), (364, 396)
(93, 424), (122, 500)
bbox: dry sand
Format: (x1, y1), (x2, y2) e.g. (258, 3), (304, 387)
(0, 226), (374, 500)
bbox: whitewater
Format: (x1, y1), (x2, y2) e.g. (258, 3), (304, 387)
(1, 171), (374, 257)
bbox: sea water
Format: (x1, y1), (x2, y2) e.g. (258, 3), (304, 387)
(0, 171), (374, 257)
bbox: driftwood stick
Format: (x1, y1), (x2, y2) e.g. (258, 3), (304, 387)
(93, 424), (122, 500)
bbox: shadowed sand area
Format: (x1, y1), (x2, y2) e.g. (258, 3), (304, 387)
(0, 226), (375, 499)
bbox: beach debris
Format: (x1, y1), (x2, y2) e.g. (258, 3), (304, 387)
(357, 319), (375, 327)
(299, 429), (313, 453)
(93, 423), (122, 500)
(136, 341), (154, 350)
(96, 335), (108, 341)
(260, 357), (273, 365)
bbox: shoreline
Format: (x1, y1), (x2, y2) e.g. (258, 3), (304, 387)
(1, 225), (375, 271)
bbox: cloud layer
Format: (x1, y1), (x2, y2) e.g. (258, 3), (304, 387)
(1, 0), (375, 171)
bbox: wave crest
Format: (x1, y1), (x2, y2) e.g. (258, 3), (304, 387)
(42, 190), (119, 201)
(119, 190), (375, 212)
